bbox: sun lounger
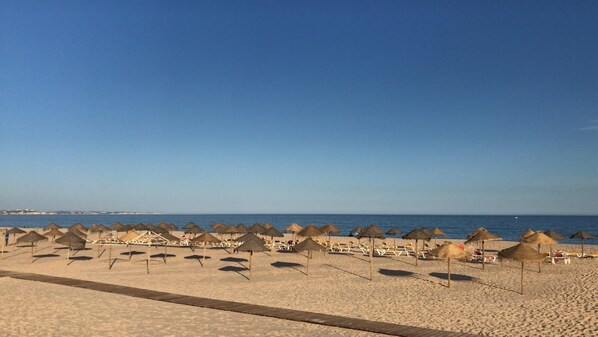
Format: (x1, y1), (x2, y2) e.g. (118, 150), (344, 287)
(551, 252), (571, 264)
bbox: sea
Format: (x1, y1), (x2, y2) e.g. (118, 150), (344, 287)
(1, 214), (597, 244)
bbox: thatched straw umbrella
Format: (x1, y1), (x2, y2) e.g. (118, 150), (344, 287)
(262, 223), (273, 230)
(43, 228), (64, 248)
(297, 224), (324, 239)
(224, 225), (242, 240)
(430, 227), (446, 245)
(157, 223), (171, 232)
(235, 224), (247, 234)
(167, 223), (178, 231)
(185, 225), (205, 237)
(55, 232), (86, 264)
(90, 224), (110, 257)
(520, 229), (536, 241)
(109, 222), (125, 232)
(499, 243), (545, 294)
(235, 237), (268, 281)
(464, 228), (501, 270)
(523, 232), (557, 272)
(183, 222), (197, 230)
(293, 238), (326, 276)
(152, 226), (169, 234)
(284, 223), (303, 242)
(235, 232), (266, 245)
(44, 223), (61, 231)
(320, 223), (341, 246)
(262, 227), (284, 252)
(247, 223), (264, 234)
(359, 224), (385, 281)
(17, 231), (48, 262)
(6, 227), (26, 248)
(385, 227), (403, 248)
(569, 231), (595, 257)
(134, 223), (147, 231)
(68, 228), (87, 239)
(543, 229), (566, 241)
(429, 242), (466, 288)
(191, 232), (222, 267)
(211, 223), (227, 232)
(402, 229), (431, 266)
(69, 223), (88, 232)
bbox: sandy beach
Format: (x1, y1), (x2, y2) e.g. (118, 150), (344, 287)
(1, 229), (596, 336)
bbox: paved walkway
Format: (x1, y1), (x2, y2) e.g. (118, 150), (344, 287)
(0, 269), (477, 337)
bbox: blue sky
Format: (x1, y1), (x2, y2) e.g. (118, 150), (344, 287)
(1, 1), (597, 214)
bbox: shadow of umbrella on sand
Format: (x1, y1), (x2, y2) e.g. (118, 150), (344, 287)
(17, 231), (48, 263)
(235, 237), (268, 281)
(499, 243), (545, 295)
(293, 237), (326, 276)
(55, 232), (86, 265)
(429, 242), (466, 288)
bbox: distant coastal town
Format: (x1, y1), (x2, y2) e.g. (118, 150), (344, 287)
(0, 209), (157, 215)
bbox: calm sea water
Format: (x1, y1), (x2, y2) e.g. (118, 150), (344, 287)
(1, 214), (596, 244)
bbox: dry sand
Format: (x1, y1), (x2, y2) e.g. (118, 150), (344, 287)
(0, 229), (596, 336)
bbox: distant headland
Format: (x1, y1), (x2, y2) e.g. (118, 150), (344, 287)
(0, 209), (159, 215)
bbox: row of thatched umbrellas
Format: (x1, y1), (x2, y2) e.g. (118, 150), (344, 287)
(3, 223), (595, 292)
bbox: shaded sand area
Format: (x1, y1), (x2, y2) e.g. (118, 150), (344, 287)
(1, 231), (596, 336)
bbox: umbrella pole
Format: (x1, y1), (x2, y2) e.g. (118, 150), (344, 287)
(31, 243), (34, 263)
(108, 244), (112, 270)
(415, 239), (418, 266)
(164, 246), (167, 264)
(482, 241), (485, 270)
(147, 244), (150, 274)
(581, 238), (584, 257)
(203, 245), (207, 267)
(249, 251), (253, 281)
(369, 237), (373, 281)
(306, 251), (310, 276)
(520, 261), (524, 295)
(393, 237), (396, 249)
(538, 244), (541, 273)
(67, 243), (71, 264)
(447, 258), (451, 288)
(129, 245), (132, 260)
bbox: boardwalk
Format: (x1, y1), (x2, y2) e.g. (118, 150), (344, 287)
(0, 269), (476, 337)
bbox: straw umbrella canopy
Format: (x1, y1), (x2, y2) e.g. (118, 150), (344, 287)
(262, 223), (273, 230)
(224, 225), (242, 239)
(520, 229), (536, 241)
(167, 223), (178, 231)
(464, 228), (501, 270)
(262, 227), (284, 251)
(235, 224), (247, 233)
(44, 223), (61, 231)
(109, 222), (125, 232)
(569, 231), (595, 257)
(350, 226), (363, 236)
(297, 224), (324, 238)
(6, 227), (26, 248)
(429, 242), (466, 288)
(123, 224), (135, 232)
(133, 223), (147, 231)
(284, 223), (303, 242)
(247, 223), (264, 234)
(157, 223), (171, 232)
(119, 230), (141, 259)
(68, 228), (88, 239)
(191, 232), (222, 267)
(152, 226), (169, 234)
(17, 231), (48, 261)
(430, 227), (446, 245)
(235, 237), (268, 280)
(320, 223), (341, 245)
(402, 229), (431, 266)
(43, 227), (64, 245)
(523, 232), (557, 273)
(359, 224), (385, 281)
(498, 243), (545, 294)
(385, 227), (403, 248)
(69, 223), (88, 232)
(235, 232), (266, 245)
(543, 229), (566, 241)
(55, 232), (86, 264)
(293, 238), (326, 276)
(183, 222), (197, 230)
(211, 223), (227, 232)
(91, 224), (109, 237)
(185, 225), (205, 235)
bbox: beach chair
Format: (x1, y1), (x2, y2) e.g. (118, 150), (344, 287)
(551, 251), (571, 265)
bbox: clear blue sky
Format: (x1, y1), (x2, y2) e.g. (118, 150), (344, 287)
(1, 1), (597, 214)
